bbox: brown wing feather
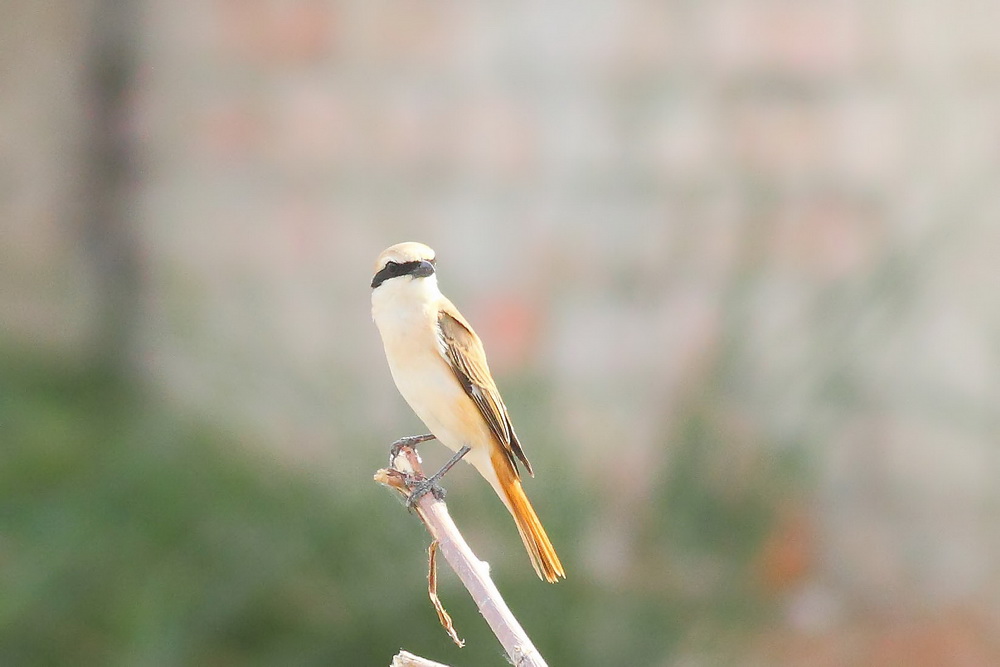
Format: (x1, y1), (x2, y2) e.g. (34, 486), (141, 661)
(437, 309), (534, 477)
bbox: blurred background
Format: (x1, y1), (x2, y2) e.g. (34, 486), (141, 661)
(3, 1), (1000, 665)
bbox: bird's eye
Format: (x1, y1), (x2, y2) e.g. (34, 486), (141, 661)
(385, 261), (399, 273)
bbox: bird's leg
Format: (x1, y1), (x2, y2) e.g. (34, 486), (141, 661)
(388, 433), (436, 464)
(406, 445), (472, 509)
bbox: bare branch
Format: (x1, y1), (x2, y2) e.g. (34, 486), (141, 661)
(375, 445), (549, 667)
(390, 649), (452, 667)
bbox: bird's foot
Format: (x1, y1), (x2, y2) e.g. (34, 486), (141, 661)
(402, 444), (471, 510)
(405, 476), (448, 510)
(388, 433), (436, 464)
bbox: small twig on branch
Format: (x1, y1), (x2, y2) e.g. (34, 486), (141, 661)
(428, 541), (463, 647)
(375, 445), (548, 667)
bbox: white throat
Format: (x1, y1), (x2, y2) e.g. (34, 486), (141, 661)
(371, 273), (442, 329)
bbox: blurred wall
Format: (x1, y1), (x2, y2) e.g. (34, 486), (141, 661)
(1, 1), (102, 355)
(5, 0), (1000, 657)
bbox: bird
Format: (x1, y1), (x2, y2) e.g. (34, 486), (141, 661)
(370, 241), (565, 583)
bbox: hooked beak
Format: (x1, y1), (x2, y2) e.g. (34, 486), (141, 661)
(412, 260), (435, 278)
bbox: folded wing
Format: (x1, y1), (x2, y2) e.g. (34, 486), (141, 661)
(436, 309), (534, 477)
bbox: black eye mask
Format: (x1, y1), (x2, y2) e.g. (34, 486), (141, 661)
(370, 260), (435, 289)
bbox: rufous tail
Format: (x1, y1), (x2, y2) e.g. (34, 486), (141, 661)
(491, 447), (565, 583)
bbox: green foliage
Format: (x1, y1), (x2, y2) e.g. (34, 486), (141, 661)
(0, 355), (789, 665)
(1, 356), (438, 665)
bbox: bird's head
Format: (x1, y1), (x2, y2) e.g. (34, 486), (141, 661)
(371, 242), (437, 290)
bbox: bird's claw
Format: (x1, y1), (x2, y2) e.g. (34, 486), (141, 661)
(405, 477), (447, 510)
(388, 433), (436, 464)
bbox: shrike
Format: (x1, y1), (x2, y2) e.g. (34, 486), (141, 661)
(370, 242), (565, 583)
